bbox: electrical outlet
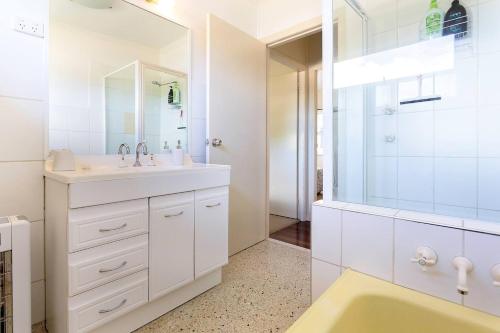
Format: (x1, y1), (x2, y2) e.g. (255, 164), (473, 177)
(13, 17), (44, 38)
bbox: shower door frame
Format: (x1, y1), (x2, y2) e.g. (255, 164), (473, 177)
(103, 60), (190, 154)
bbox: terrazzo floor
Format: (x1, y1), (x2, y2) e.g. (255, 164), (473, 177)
(136, 240), (310, 332)
(31, 239), (311, 333)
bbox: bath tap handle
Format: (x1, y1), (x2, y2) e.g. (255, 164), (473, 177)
(491, 264), (500, 287)
(410, 247), (438, 271)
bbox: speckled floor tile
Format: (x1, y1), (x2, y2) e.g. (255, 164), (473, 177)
(135, 240), (311, 333)
(32, 322), (46, 333)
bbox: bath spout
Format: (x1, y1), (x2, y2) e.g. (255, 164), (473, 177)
(452, 257), (473, 295)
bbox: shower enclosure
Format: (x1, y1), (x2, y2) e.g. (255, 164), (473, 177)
(104, 61), (188, 154)
(329, 0), (500, 223)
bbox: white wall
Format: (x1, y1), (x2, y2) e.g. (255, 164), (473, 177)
(258, 0), (322, 39)
(0, 0), (48, 325)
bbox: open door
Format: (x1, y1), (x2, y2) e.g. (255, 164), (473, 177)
(207, 15), (267, 255)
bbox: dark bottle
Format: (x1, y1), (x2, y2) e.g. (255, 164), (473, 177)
(443, 0), (468, 39)
(168, 86), (174, 104)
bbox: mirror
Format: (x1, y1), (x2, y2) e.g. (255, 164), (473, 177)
(48, 0), (189, 155)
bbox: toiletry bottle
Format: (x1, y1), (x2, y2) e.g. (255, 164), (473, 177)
(168, 86), (174, 104)
(161, 141), (171, 154)
(173, 82), (181, 105)
(425, 0), (444, 39)
(443, 0), (468, 39)
(173, 140), (184, 166)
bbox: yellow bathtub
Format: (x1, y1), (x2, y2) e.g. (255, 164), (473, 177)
(288, 270), (500, 333)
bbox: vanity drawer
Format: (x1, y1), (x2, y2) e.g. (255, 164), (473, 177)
(68, 235), (148, 296)
(68, 199), (148, 252)
(68, 270), (148, 333)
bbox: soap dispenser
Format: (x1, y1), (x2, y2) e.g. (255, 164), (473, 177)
(425, 0), (444, 39)
(173, 140), (184, 166)
(443, 0), (468, 39)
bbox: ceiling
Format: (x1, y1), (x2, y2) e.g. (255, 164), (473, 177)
(50, 0), (187, 48)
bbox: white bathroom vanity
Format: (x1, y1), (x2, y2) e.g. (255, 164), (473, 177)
(44, 160), (230, 333)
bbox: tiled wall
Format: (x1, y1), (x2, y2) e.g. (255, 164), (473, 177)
(336, 0), (500, 223)
(0, 0), (48, 324)
(311, 201), (500, 316)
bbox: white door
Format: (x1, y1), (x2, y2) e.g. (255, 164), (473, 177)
(207, 14), (267, 255)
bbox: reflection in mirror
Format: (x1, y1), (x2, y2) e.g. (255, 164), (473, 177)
(48, 0), (189, 155)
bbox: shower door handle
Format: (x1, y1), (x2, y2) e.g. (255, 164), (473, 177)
(211, 138), (223, 147)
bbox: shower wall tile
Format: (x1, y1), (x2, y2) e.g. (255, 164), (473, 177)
(434, 204), (477, 219)
(398, 157), (433, 203)
(397, 22), (420, 47)
(398, 111), (434, 156)
(49, 130), (68, 150)
(478, 158), (500, 211)
(368, 115), (397, 156)
(434, 57), (478, 110)
(478, 106), (500, 157)
(368, 30), (397, 53)
(67, 106), (90, 132)
(435, 108), (477, 157)
(367, 157), (397, 199)
(397, 0), (428, 26)
(478, 52), (500, 107)
(477, 0), (500, 54)
(435, 157), (477, 208)
(397, 200), (434, 214)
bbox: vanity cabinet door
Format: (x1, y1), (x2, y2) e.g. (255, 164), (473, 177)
(195, 187), (229, 278)
(149, 192), (194, 301)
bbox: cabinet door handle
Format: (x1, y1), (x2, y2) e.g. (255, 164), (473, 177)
(205, 203), (221, 208)
(98, 299), (127, 314)
(164, 211), (184, 218)
(99, 223), (127, 233)
(99, 261), (127, 273)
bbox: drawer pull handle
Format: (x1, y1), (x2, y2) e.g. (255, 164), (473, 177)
(99, 223), (128, 233)
(206, 203), (221, 208)
(164, 211), (184, 218)
(98, 299), (127, 314)
(98, 261), (127, 273)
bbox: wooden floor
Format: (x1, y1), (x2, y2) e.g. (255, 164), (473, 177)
(270, 218), (311, 249)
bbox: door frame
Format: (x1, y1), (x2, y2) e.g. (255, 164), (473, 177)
(265, 24), (322, 238)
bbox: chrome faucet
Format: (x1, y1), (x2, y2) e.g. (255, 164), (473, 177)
(133, 142), (148, 167)
(118, 143), (130, 161)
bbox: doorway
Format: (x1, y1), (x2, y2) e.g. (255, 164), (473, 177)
(267, 31), (322, 249)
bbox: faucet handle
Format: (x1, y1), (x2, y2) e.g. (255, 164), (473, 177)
(410, 246), (438, 272)
(491, 264), (500, 287)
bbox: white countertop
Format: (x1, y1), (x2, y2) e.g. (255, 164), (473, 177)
(44, 155), (231, 184)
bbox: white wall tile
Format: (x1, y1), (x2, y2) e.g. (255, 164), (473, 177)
(342, 211), (394, 281)
(435, 158), (477, 207)
(477, 209), (500, 224)
(0, 1), (48, 101)
(0, 162), (43, 221)
(367, 157), (397, 199)
(311, 259), (341, 301)
(394, 220), (463, 303)
(434, 204), (477, 219)
(368, 115), (397, 156)
(478, 106), (500, 157)
(397, 0), (428, 26)
(477, 0), (500, 54)
(90, 132), (105, 155)
(397, 200), (434, 213)
(31, 280), (45, 325)
(368, 30), (397, 54)
(68, 131), (90, 155)
(48, 130), (68, 150)
(398, 111), (434, 156)
(478, 52), (500, 107)
(30, 220), (44, 282)
(398, 157), (433, 203)
(311, 206), (341, 265)
(435, 108), (477, 157)
(67, 107), (90, 132)
(0, 97), (45, 161)
(478, 158), (500, 211)
(397, 23), (420, 47)
(464, 231), (500, 316)
(435, 57), (477, 110)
